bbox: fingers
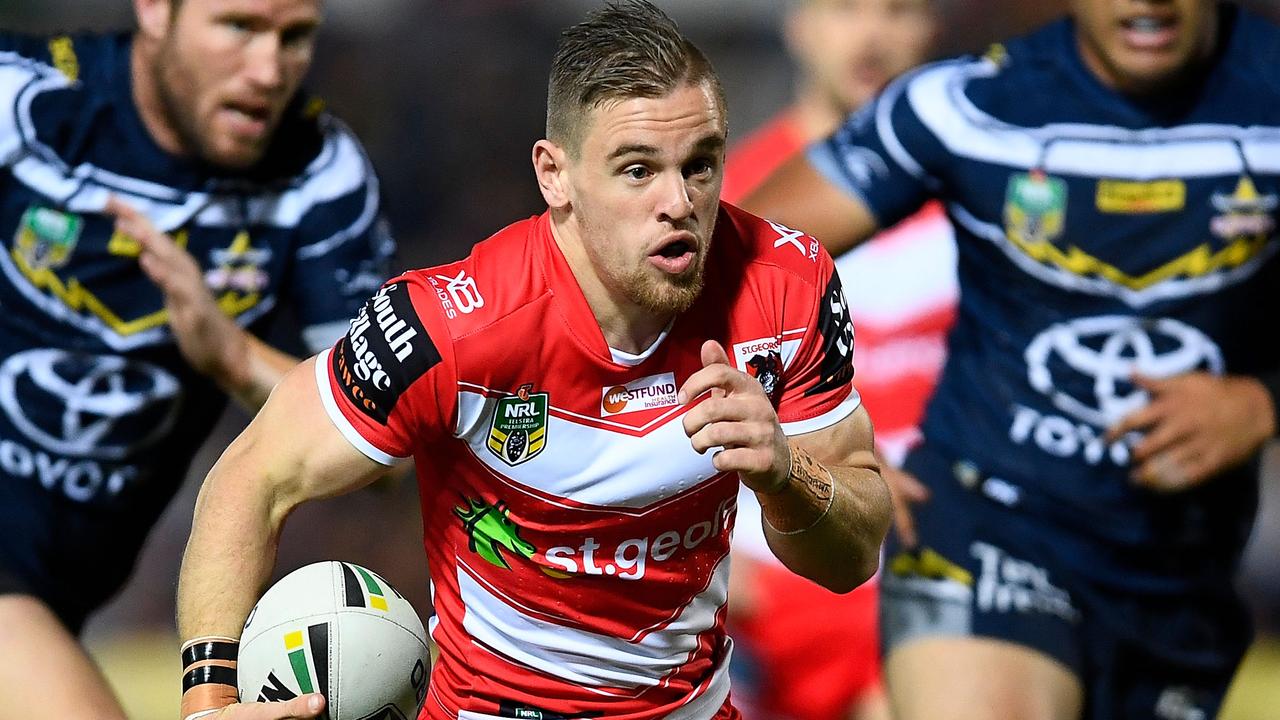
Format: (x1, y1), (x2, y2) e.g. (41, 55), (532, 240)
(681, 396), (750, 440)
(710, 446), (776, 477)
(700, 339), (731, 368)
(883, 465), (927, 548)
(228, 694), (326, 720)
(1131, 445), (1207, 493)
(688, 417), (777, 455)
(678, 363), (756, 405)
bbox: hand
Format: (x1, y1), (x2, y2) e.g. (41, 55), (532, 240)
(882, 460), (930, 548)
(679, 340), (790, 494)
(1106, 372), (1276, 492)
(207, 695), (325, 720)
(104, 197), (248, 385)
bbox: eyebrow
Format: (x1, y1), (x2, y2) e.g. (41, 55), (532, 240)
(606, 135), (726, 162)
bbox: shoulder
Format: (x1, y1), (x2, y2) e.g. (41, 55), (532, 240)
(716, 202), (829, 293)
(1223, 6), (1280, 100)
(396, 215), (546, 339)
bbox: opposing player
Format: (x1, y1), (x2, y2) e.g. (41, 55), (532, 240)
(722, 3), (949, 718)
(743, 0), (1280, 718)
(0, 1), (392, 716)
(175, 2), (891, 719)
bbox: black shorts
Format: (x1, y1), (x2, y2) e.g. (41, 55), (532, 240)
(0, 477), (156, 634)
(879, 441), (1252, 720)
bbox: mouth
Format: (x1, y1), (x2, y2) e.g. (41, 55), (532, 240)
(220, 101), (274, 140)
(647, 234), (698, 275)
(1119, 14), (1180, 52)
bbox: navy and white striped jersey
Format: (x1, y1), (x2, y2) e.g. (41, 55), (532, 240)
(810, 5), (1280, 553)
(0, 32), (393, 620)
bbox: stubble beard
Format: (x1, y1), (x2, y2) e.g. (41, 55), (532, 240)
(622, 254), (706, 317)
(153, 40), (266, 170)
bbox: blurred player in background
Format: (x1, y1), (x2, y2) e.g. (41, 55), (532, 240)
(721, 2), (951, 720)
(0, 0), (393, 716)
(744, 0), (1280, 718)
(174, 2), (892, 719)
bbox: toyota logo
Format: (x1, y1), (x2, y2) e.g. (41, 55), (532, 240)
(0, 349), (182, 460)
(1025, 316), (1223, 428)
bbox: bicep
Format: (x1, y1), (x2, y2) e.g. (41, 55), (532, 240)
(739, 153), (880, 258)
(236, 356), (391, 509)
(789, 403), (877, 472)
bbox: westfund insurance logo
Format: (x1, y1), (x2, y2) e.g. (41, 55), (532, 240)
(332, 281), (440, 424)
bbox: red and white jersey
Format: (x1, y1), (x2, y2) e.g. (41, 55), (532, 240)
(317, 205), (860, 720)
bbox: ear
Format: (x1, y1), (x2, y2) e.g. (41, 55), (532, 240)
(532, 139), (572, 211)
(134, 0), (174, 42)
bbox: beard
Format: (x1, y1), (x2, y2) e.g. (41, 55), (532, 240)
(577, 207), (714, 318)
(153, 40), (268, 169)
(620, 256), (706, 316)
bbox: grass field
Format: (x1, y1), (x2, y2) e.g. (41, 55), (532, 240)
(88, 631), (1280, 720)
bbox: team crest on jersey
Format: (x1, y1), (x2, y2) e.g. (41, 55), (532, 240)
(487, 384), (549, 465)
(455, 498), (537, 571)
(1004, 170), (1067, 245)
(205, 231), (271, 293)
(14, 205), (82, 270)
(1210, 175), (1277, 241)
(732, 338), (783, 399)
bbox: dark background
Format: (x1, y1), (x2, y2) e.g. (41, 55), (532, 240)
(2, 2), (1279, 717)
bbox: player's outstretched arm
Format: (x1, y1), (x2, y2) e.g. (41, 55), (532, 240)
(176, 356), (391, 719)
(681, 341), (891, 593)
(105, 197), (298, 411)
(738, 153), (881, 258)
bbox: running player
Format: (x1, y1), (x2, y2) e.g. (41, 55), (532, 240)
(742, 1), (1280, 718)
(722, 2), (950, 719)
(0, 1), (392, 716)
(175, 3), (891, 719)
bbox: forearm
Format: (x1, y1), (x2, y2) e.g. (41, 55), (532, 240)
(177, 437), (293, 641)
(214, 331), (301, 412)
(758, 443), (891, 593)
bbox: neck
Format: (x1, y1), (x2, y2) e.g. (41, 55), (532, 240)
(793, 81), (851, 142)
(130, 35), (188, 157)
(549, 211), (673, 355)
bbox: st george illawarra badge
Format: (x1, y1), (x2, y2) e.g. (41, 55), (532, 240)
(487, 384), (548, 466)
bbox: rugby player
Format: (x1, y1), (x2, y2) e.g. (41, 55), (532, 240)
(175, 2), (892, 719)
(721, 2), (951, 719)
(742, 0), (1280, 718)
(0, 1), (392, 716)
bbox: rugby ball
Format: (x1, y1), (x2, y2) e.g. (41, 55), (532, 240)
(237, 561), (430, 720)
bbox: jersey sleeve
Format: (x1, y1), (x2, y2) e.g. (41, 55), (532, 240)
(288, 120), (397, 353)
(316, 273), (456, 464)
(805, 65), (952, 229)
(776, 252), (861, 437)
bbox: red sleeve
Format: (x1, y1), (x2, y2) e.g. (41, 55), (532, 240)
(775, 251), (860, 436)
(316, 273), (457, 463)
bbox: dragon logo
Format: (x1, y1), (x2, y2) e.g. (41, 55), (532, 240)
(454, 498), (536, 571)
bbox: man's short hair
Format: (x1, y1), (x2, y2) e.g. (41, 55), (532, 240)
(546, 0), (725, 154)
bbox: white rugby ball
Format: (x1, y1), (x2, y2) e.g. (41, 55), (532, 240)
(237, 561), (430, 720)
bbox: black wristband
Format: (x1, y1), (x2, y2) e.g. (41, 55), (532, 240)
(181, 639), (239, 671)
(182, 664), (238, 693)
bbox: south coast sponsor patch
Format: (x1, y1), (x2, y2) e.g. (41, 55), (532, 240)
(600, 372), (679, 417)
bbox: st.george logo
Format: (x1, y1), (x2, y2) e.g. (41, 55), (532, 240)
(487, 384), (548, 466)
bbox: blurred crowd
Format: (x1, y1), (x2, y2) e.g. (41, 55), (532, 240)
(3, 0), (1280, 717)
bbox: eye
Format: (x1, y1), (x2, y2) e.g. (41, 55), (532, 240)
(685, 158), (716, 179)
(624, 165), (652, 181)
(281, 25), (318, 49)
(224, 17), (254, 33)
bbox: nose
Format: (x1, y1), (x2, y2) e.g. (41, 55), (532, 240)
(657, 172), (695, 223)
(244, 33), (284, 90)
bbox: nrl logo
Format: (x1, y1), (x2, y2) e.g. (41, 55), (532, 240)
(1004, 170), (1067, 246)
(486, 383), (548, 466)
(14, 205), (82, 271)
